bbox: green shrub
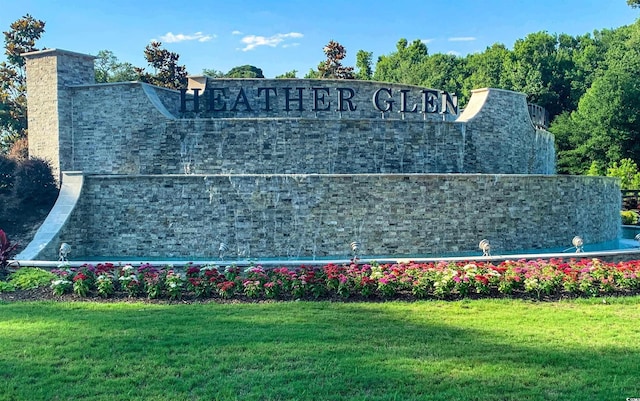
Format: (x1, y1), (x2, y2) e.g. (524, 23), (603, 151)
(0, 280), (15, 293)
(9, 267), (56, 290)
(621, 210), (639, 225)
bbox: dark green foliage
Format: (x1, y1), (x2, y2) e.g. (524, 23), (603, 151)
(0, 14), (45, 152)
(225, 65), (264, 78)
(275, 70), (297, 79)
(0, 157), (57, 244)
(12, 157), (57, 206)
(0, 154), (16, 195)
(355, 50), (373, 80)
(94, 50), (138, 83)
(135, 41), (188, 89)
(551, 21), (640, 174)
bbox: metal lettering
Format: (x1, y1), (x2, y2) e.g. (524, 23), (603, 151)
(230, 87), (252, 112)
(399, 89), (418, 113)
(372, 88), (394, 112)
(208, 88), (227, 111)
(257, 87), (277, 111)
(440, 91), (458, 115)
(336, 87), (357, 112)
(311, 87), (331, 111)
(421, 90), (439, 113)
(284, 87), (305, 111)
(179, 88), (200, 113)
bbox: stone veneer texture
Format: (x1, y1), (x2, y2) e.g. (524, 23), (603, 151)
(35, 174), (620, 260)
(22, 49), (618, 260)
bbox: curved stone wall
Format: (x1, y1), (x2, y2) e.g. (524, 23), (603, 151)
(34, 174), (620, 260)
(21, 49), (617, 261)
(36, 81), (555, 176)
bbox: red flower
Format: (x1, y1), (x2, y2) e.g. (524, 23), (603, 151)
(475, 275), (489, 285)
(73, 272), (87, 282)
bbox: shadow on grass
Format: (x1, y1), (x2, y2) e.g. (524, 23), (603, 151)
(0, 301), (639, 401)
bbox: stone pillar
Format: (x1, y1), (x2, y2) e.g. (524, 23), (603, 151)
(23, 49), (95, 182)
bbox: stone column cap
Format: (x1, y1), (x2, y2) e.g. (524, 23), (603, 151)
(22, 48), (96, 60)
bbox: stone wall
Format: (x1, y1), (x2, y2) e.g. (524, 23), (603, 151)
(22, 48), (616, 261)
(181, 78), (459, 121)
(35, 174), (620, 260)
(59, 81), (552, 175)
(457, 88), (556, 174)
(24, 49), (96, 181)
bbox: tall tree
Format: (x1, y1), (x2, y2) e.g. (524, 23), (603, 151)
(551, 20), (640, 174)
(225, 65), (264, 78)
(202, 68), (224, 78)
(317, 40), (354, 79)
(355, 50), (373, 80)
(373, 39), (430, 85)
(628, 0), (640, 7)
(463, 43), (510, 96)
(94, 50), (138, 83)
(135, 41), (188, 89)
(0, 14), (45, 153)
(276, 70), (297, 79)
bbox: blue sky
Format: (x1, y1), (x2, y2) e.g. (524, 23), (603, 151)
(1, 0), (638, 78)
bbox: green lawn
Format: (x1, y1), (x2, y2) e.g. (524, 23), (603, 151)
(1, 298), (639, 401)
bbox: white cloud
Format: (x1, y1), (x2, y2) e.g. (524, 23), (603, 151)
(160, 31), (215, 43)
(448, 36), (476, 42)
(447, 50), (461, 56)
(421, 39), (434, 44)
(240, 32), (303, 51)
(231, 30), (242, 35)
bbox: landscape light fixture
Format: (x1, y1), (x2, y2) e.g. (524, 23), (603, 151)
(218, 242), (228, 260)
(350, 241), (361, 262)
(479, 239), (491, 257)
(59, 243), (71, 262)
(572, 236), (584, 253)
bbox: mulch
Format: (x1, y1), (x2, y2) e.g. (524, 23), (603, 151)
(3, 286), (636, 304)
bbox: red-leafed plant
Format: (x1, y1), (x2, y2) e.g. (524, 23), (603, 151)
(0, 229), (19, 279)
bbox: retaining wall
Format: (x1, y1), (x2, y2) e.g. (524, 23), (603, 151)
(33, 174), (620, 260)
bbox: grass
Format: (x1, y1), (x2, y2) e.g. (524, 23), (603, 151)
(1, 298), (639, 401)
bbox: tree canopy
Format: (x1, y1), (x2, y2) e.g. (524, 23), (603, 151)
(0, 14), (45, 153)
(94, 50), (138, 83)
(4, 10), (640, 178)
(135, 41), (188, 90)
(307, 40), (354, 79)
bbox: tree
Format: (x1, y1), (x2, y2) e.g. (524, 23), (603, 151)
(628, 0), (640, 7)
(276, 70), (297, 79)
(463, 43), (510, 96)
(202, 68), (224, 78)
(606, 158), (640, 189)
(225, 65), (264, 78)
(0, 14), (45, 153)
(355, 50), (373, 80)
(316, 40), (354, 79)
(373, 39), (430, 85)
(135, 41), (188, 89)
(551, 20), (640, 174)
(94, 50), (138, 83)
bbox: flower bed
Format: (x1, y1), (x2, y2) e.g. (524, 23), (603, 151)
(44, 258), (640, 301)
